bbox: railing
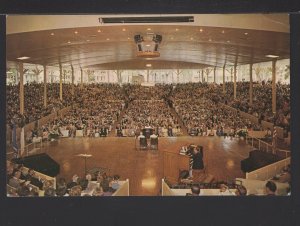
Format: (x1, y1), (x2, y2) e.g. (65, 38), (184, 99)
(246, 135), (290, 158)
(245, 157), (291, 181)
(25, 138), (43, 157)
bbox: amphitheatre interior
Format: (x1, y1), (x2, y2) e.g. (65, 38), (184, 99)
(6, 14), (291, 196)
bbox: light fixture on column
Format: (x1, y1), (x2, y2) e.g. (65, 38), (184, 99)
(134, 33), (162, 58)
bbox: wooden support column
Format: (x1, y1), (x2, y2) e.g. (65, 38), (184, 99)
(222, 65), (226, 93)
(147, 69), (150, 82)
(59, 64), (63, 101)
(18, 62), (25, 156)
(177, 69), (180, 83)
(272, 60), (277, 113)
(71, 65), (74, 96)
(80, 68), (83, 89)
(249, 63), (253, 105)
(19, 63), (24, 115)
(43, 65), (47, 108)
(233, 64), (237, 99)
(201, 70), (204, 83)
(207, 71), (209, 83)
(213, 67), (216, 83)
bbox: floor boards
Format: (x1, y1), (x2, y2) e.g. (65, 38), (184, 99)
(39, 136), (252, 196)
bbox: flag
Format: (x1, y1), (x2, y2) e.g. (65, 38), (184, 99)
(12, 122), (18, 158)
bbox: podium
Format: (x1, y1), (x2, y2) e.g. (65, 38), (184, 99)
(142, 128), (153, 139)
(163, 151), (190, 184)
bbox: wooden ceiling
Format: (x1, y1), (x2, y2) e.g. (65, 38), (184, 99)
(6, 24), (290, 70)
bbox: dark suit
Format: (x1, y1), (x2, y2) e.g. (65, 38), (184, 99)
(192, 150), (204, 170)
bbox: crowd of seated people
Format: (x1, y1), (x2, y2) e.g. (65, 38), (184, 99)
(118, 84), (181, 137)
(175, 99), (261, 137)
(37, 84), (125, 139)
(204, 81), (290, 130)
(7, 160), (122, 197)
(7, 161), (55, 197)
(7, 79), (290, 140)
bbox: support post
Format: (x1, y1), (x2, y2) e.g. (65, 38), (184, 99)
(249, 63), (253, 105)
(147, 69), (149, 82)
(222, 64), (226, 93)
(43, 65), (47, 107)
(19, 63), (24, 115)
(272, 60), (277, 113)
(59, 64), (63, 101)
(18, 62), (25, 156)
(213, 66), (216, 83)
(80, 68), (83, 89)
(201, 70), (204, 83)
(233, 63), (237, 99)
(71, 65), (74, 96)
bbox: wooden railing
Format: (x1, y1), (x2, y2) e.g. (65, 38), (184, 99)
(220, 103), (286, 139)
(245, 157), (291, 181)
(246, 134), (290, 157)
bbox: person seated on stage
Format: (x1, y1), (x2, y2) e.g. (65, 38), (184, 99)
(235, 185), (247, 196)
(110, 175), (121, 191)
(265, 181), (277, 196)
(26, 169), (43, 189)
(101, 180), (113, 196)
(56, 178), (68, 197)
(78, 178), (89, 190)
(8, 170), (22, 189)
(186, 184), (201, 196)
(67, 174), (79, 190)
(16, 185), (31, 197)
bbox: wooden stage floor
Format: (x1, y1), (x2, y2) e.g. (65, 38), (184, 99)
(38, 136), (252, 196)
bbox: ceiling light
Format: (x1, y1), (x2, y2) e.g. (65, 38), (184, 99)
(146, 44), (151, 47)
(67, 41), (71, 44)
(265, 55), (279, 58)
(244, 32), (248, 35)
(17, 56), (30, 60)
(145, 58), (152, 60)
(127, 37), (130, 40)
(74, 31), (78, 34)
(122, 28), (126, 31)
(170, 37), (174, 40)
(175, 28), (179, 31)
(209, 38), (212, 42)
(222, 30), (225, 34)
(227, 40), (230, 43)
(190, 37), (194, 40)
(50, 32), (54, 36)
(147, 28), (151, 31)
(146, 64), (152, 67)
(106, 38), (110, 41)
(97, 29), (101, 33)
(199, 28), (203, 32)
(86, 39), (90, 42)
